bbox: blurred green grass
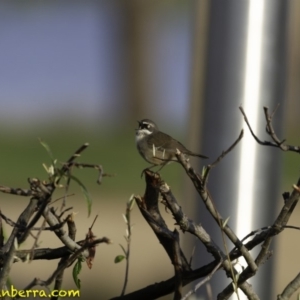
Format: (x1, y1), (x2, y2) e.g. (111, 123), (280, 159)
(2, 120), (295, 208)
(0, 123), (183, 201)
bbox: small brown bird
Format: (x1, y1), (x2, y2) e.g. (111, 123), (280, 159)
(135, 119), (208, 171)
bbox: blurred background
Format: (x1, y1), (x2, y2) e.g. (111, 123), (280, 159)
(0, 0), (300, 299)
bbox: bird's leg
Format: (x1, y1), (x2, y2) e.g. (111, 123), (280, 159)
(140, 161), (170, 177)
(155, 161), (168, 173)
(140, 164), (157, 178)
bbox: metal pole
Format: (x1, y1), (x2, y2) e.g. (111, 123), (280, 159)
(188, 0), (288, 298)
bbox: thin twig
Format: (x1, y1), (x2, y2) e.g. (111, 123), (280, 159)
(220, 175), (300, 298)
(136, 172), (191, 272)
(181, 261), (222, 300)
(51, 213), (77, 300)
(30, 219), (47, 261)
(173, 230), (183, 300)
(263, 106), (284, 145)
(202, 129), (243, 186)
(19, 237), (111, 297)
(176, 151), (257, 273)
(175, 150), (258, 299)
(239, 106), (300, 153)
(120, 197), (134, 296)
(0, 186), (32, 196)
(201, 129), (244, 299)
(62, 162), (114, 185)
(277, 271), (300, 300)
(157, 171), (256, 299)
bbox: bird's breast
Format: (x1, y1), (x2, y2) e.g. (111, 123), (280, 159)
(135, 131), (146, 145)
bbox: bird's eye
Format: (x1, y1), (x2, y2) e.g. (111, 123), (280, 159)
(141, 123), (150, 129)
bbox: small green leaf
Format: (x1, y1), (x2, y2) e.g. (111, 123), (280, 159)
(201, 166), (207, 177)
(42, 163), (55, 177)
(39, 139), (55, 163)
(114, 255), (125, 263)
(69, 175), (92, 217)
(128, 194), (135, 210)
(72, 259), (83, 289)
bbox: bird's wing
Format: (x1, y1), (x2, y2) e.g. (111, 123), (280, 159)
(147, 132), (208, 159)
(146, 132), (185, 153)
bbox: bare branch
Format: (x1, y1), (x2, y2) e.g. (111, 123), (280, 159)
(221, 176), (300, 297)
(51, 212), (77, 300)
(140, 171), (257, 299)
(0, 186), (32, 196)
(176, 152), (257, 273)
(159, 179), (223, 261)
(173, 230), (183, 300)
(42, 206), (85, 254)
(278, 271), (300, 300)
(120, 198), (134, 296)
(135, 171), (191, 273)
(239, 106), (300, 153)
(62, 162), (114, 185)
(19, 237), (111, 296)
(202, 129), (243, 187)
(181, 261), (222, 300)
(208, 129), (244, 170)
(29, 219), (47, 261)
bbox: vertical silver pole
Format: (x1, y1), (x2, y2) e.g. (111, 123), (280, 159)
(188, 0), (288, 298)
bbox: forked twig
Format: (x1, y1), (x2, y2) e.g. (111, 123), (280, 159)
(19, 237), (111, 296)
(62, 162), (114, 185)
(181, 261), (222, 300)
(148, 170), (256, 299)
(203, 129), (244, 185)
(239, 106), (300, 153)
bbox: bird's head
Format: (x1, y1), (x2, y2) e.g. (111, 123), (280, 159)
(136, 119), (158, 135)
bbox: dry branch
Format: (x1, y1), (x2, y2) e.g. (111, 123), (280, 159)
(0, 143), (111, 293)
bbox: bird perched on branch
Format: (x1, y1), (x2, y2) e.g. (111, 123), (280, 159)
(135, 119), (208, 172)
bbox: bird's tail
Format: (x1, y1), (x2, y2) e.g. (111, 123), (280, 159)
(188, 152), (208, 159)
